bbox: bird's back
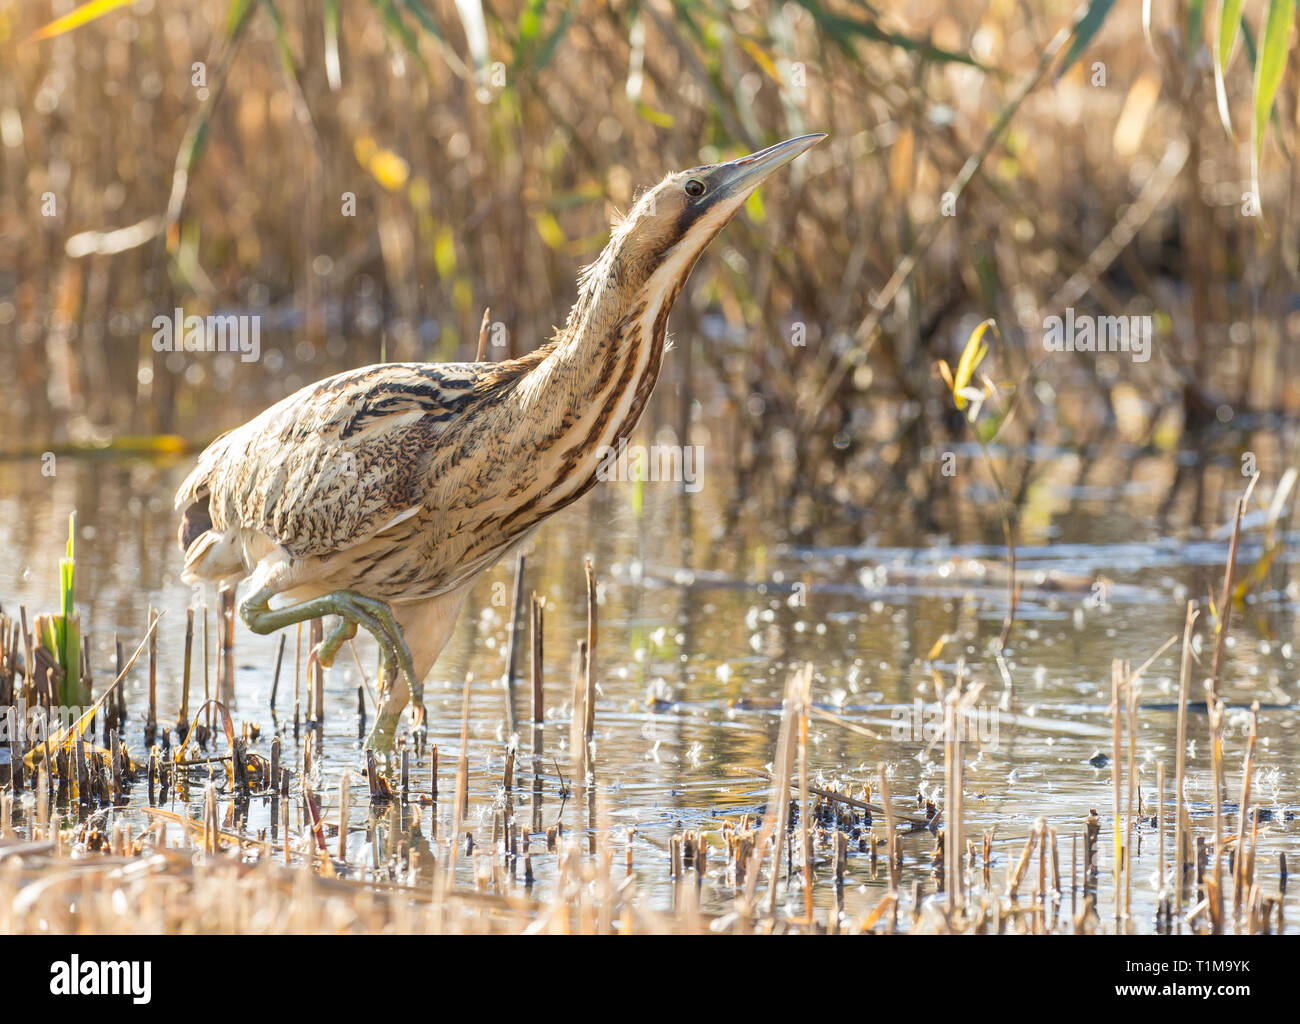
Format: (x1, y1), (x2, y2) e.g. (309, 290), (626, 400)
(175, 356), (546, 593)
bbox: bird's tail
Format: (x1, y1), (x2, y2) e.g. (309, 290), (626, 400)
(180, 528), (246, 585)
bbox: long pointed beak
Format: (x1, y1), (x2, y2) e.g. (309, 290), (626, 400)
(716, 133), (826, 198)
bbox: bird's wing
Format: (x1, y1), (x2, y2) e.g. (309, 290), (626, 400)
(175, 362), (485, 563)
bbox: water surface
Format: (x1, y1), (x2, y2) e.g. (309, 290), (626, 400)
(1, 374), (1296, 933)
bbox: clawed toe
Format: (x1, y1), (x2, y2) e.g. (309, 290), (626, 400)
(239, 586), (421, 750)
(310, 616), (359, 670)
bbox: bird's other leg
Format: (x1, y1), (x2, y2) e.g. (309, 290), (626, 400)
(367, 644), (411, 753)
(239, 587), (419, 749)
(365, 589), (474, 752)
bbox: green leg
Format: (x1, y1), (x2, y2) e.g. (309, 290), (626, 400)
(240, 588), (422, 750)
(367, 644), (411, 753)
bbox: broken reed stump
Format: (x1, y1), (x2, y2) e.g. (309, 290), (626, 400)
(232, 737), (248, 792)
(1207, 689), (1226, 934)
(114, 637), (125, 732)
(569, 639), (588, 796)
(219, 589), (236, 710)
(145, 606), (158, 745)
(584, 558), (597, 746)
(269, 735), (281, 796)
(74, 730), (89, 810)
(178, 607), (194, 737)
(201, 605), (212, 729)
(0, 612), (15, 709)
(338, 769), (352, 863)
(1209, 492), (1246, 699)
(109, 729), (122, 805)
(20, 606), (34, 707)
(1110, 660), (1123, 920)
(1071, 832), (1078, 919)
(529, 594), (545, 833)
(530, 593), (544, 746)
(309, 617), (324, 725)
(293, 622), (302, 734)
(79, 633), (93, 717)
(1174, 600), (1196, 916)
(1123, 661), (1139, 922)
(1232, 703), (1259, 927)
(877, 764), (899, 931)
(6, 705), (21, 791)
(269, 633), (286, 711)
(448, 675), (473, 880)
(942, 687), (964, 918)
(502, 554), (525, 736)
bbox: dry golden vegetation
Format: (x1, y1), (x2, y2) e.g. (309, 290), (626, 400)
(1, 1), (1296, 530)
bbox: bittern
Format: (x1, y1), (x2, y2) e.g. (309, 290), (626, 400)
(175, 133), (824, 749)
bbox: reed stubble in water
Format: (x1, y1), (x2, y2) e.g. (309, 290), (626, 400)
(0, 507), (1295, 936)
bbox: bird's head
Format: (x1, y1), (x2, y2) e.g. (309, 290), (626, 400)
(611, 133), (826, 289)
(566, 134), (825, 329)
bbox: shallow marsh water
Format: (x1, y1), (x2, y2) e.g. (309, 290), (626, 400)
(1, 393), (1298, 933)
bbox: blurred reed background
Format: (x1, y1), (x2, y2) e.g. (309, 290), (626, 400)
(0, 0), (1297, 535)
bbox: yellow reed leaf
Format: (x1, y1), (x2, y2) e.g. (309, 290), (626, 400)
(952, 318), (996, 410)
(33, 0), (135, 41)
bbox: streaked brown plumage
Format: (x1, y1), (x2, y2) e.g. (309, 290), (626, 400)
(175, 134), (823, 747)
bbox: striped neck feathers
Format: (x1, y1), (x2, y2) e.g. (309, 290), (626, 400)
(523, 207), (707, 422)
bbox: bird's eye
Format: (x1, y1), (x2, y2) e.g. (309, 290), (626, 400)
(684, 179), (706, 198)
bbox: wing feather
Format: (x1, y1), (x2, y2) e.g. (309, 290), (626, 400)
(175, 362), (483, 561)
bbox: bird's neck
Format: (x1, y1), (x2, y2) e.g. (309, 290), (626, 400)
(528, 236), (696, 451)
(492, 234), (699, 525)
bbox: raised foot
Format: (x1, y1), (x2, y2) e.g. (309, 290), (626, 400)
(239, 587), (422, 740)
(308, 616), (358, 671)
